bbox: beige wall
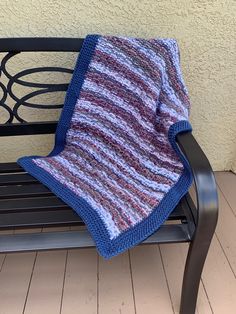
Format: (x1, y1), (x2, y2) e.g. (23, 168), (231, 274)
(232, 150), (236, 173)
(0, 0), (235, 171)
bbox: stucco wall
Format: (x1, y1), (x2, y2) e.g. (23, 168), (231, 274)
(0, 0), (235, 171)
(232, 159), (236, 173)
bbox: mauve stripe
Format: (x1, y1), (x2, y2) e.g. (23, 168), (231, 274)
(160, 92), (187, 119)
(145, 39), (190, 107)
(93, 49), (159, 99)
(61, 148), (152, 219)
(128, 37), (190, 111)
(67, 131), (179, 189)
(71, 100), (174, 162)
(95, 38), (189, 127)
(73, 104), (182, 173)
(69, 114), (177, 177)
(80, 79), (177, 143)
(78, 90), (173, 149)
(95, 41), (160, 97)
(160, 104), (186, 124)
(159, 103), (186, 122)
(128, 38), (188, 118)
(58, 153), (144, 224)
(65, 134), (168, 197)
(66, 135), (173, 197)
(79, 90), (156, 138)
(64, 140), (165, 203)
(91, 61), (159, 108)
(85, 71), (155, 116)
(40, 155), (133, 229)
(85, 70), (156, 123)
(159, 39), (189, 95)
(82, 76), (186, 136)
(164, 40), (190, 108)
(72, 100), (182, 167)
(90, 61), (157, 108)
(64, 148), (160, 211)
(83, 78), (154, 127)
(106, 37), (162, 84)
(33, 158), (122, 239)
(87, 65), (157, 111)
(160, 70), (188, 118)
(54, 154), (142, 226)
(133, 38), (183, 92)
(69, 119), (182, 183)
(67, 126), (181, 186)
(73, 96), (180, 161)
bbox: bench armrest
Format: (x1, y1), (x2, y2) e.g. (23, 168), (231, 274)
(176, 131), (218, 239)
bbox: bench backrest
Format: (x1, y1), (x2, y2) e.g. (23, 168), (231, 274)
(0, 38), (83, 136)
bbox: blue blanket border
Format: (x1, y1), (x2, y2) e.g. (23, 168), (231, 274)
(17, 34), (193, 259)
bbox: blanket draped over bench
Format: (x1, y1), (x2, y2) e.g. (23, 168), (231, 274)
(18, 34), (193, 258)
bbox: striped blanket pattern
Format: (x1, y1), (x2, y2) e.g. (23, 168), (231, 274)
(18, 34), (193, 258)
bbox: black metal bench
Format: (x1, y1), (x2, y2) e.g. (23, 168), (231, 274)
(0, 38), (218, 314)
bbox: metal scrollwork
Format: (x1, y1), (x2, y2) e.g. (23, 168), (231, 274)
(0, 51), (73, 124)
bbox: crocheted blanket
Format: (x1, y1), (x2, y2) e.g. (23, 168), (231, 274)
(18, 34), (193, 258)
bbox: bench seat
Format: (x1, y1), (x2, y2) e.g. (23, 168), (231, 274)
(0, 37), (218, 314)
(0, 162), (193, 250)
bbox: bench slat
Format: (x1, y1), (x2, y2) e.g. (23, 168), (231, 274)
(0, 162), (24, 173)
(0, 183), (52, 198)
(0, 37), (83, 52)
(0, 122), (58, 136)
(0, 224), (191, 253)
(0, 196), (68, 212)
(0, 189), (186, 220)
(0, 173), (37, 185)
(0, 209), (84, 229)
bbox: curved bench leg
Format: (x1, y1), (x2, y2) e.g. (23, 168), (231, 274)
(179, 235), (213, 314)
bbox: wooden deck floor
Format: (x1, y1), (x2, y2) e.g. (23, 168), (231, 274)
(0, 171), (235, 314)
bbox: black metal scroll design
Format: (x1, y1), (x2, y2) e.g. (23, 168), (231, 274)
(0, 52), (73, 124)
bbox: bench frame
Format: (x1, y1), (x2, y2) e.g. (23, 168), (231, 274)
(0, 38), (218, 314)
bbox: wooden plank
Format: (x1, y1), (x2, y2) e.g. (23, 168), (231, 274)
(0, 252), (36, 314)
(23, 250), (67, 314)
(160, 243), (212, 314)
(23, 226), (68, 314)
(61, 249), (97, 314)
(215, 171), (236, 216)
(0, 228), (12, 272)
(130, 245), (173, 314)
(98, 251), (135, 314)
(201, 235), (236, 314)
(214, 185), (236, 276)
(0, 229), (30, 314)
(0, 253), (5, 271)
